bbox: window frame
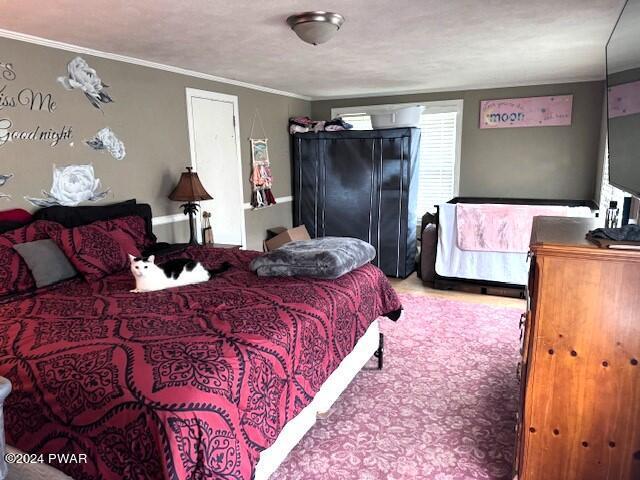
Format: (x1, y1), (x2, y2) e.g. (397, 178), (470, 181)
(330, 99), (464, 200)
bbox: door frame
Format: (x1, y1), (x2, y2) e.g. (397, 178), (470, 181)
(185, 87), (247, 248)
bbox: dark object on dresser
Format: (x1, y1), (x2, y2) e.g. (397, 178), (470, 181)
(515, 216), (640, 480)
(587, 223), (640, 244)
(292, 128), (420, 278)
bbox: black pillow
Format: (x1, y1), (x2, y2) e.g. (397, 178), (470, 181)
(0, 221), (27, 234)
(33, 199), (156, 244)
(13, 239), (77, 288)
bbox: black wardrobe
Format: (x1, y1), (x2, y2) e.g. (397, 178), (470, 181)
(292, 127), (420, 278)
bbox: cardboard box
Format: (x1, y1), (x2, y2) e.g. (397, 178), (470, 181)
(263, 225), (310, 252)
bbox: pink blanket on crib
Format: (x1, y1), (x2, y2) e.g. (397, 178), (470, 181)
(456, 203), (571, 253)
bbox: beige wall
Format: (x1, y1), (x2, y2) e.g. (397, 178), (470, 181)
(313, 81), (605, 200)
(1, 34), (606, 253)
(0, 36), (308, 250)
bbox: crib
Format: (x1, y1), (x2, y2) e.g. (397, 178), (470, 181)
(419, 197), (598, 297)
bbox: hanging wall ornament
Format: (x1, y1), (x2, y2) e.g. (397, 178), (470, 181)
(57, 57), (113, 110)
(86, 127), (126, 160)
(248, 109), (276, 209)
(25, 164), (109, 207)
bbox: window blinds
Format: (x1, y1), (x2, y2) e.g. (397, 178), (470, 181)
(418, 112), (458, 214)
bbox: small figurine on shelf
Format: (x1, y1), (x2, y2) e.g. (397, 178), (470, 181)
(202, 211), (214, 245)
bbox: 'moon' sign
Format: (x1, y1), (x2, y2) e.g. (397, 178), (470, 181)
(480, 95), (573, 129)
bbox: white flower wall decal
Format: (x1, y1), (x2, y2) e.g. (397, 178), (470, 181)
(86, 127), (126, 161)
(0, 173), (12, 200)
(25, 164), (110, 207)
(0, 174), (12, 187)
(57, 57), (113, 110)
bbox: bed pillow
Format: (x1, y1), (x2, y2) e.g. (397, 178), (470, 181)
(13, 239), (77, 288)
(101, 215), (150, 250)
(250, 236), (377, 279)
(0, 209), (33, 233)
(33, 200), (157, 247)
(47, 217), (143, 282)
(0, 220), (63, 296)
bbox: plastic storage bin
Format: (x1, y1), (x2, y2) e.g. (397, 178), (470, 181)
(371, 105), (424, 129)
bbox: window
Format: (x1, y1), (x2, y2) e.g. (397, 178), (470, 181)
(334, 100), (463, 221)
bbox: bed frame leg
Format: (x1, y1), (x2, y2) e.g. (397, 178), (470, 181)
(373, 333), (384, 370)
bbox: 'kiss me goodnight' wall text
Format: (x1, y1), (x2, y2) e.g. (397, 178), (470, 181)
(0, 61), (73, 147)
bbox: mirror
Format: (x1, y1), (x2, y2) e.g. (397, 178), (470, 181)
(607, 0), (640, 197)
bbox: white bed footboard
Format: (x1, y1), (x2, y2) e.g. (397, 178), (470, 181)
(254, 319), (381, 479)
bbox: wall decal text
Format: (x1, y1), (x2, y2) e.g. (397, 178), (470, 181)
(0, 118), (73, 147)
(480, 95), (573, 129)
(0, 62), (16, 81)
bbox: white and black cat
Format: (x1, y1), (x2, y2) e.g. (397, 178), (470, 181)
(129, 254), (230, 293)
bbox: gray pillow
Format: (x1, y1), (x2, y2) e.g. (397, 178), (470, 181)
(13, 239), (77, 288)
(250, 237), (376, 279)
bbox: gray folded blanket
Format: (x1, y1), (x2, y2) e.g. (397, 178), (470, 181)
(250, 237), (376, 279)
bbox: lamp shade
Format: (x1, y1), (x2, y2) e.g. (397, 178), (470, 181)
(168, 167), (212, 202)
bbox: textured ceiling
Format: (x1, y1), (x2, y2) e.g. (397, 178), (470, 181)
(607, 0), (640, 72)
(0, 0), (626, 98)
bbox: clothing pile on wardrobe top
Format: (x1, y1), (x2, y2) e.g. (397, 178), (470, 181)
(289, 116), (353, 135)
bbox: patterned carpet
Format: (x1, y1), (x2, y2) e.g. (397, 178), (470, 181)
(272, 293), (522, 480)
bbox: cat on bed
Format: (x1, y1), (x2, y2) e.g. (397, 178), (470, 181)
(129, 254), (230, 292)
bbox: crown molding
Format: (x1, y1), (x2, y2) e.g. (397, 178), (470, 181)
(309, 75), (605, 101)
(0, 28), (312, 101)
(0, 28), (604, 105)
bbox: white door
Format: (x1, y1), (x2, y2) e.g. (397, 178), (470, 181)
(186, 88), (246, 247)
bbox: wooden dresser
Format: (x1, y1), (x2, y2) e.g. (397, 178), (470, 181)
(515, 216), (640, 480)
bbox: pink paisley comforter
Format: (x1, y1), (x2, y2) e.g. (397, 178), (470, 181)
(0, 246), (400, 480)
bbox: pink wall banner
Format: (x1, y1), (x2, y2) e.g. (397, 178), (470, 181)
(608, 80), (640, 118)
(479, 95), (573, 129)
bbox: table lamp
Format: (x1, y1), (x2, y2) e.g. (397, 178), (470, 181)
(168, 166), (212, 245)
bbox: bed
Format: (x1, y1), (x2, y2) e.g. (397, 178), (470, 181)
(0, 203), (401, 480)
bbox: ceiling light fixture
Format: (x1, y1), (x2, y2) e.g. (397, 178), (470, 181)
(286, 11), (345, 45)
